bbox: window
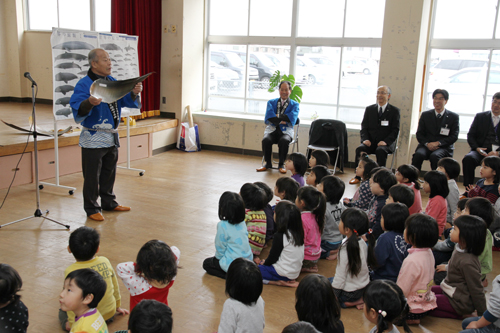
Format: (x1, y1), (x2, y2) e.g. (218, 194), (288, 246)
(424, 0), (500, 133)
(27, 0), (111, 32)
(206, 0), (386, 125)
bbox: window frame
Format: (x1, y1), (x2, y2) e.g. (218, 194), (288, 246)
(204, 0), (384, 125)
(423, 0), (500, 133)
(25, 0), (110, 32)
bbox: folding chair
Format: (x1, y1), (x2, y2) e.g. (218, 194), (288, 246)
(367, 133), (400, 171)
(306, 119), (347, 174)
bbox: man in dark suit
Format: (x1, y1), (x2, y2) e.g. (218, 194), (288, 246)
(411, 89), (460, 171)
(462, 92), (500, 192)
(349, 85), (400, 184)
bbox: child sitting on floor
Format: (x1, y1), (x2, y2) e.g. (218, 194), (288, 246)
(467, 156), (500, 204)
(437, 157), (461, 226)
(309, 149), (330, 169)
(330, 208), (377, 309)
(423, 170), (449, 237)
(115, 299), (173, 333)
(285, 152), (309, 187)
(218, 258), (265, 332)
(430, 215), (487, 320)
(318, 175), (345, 260)
(254, 181), (276, 245)
(371, 203), (410, 282)
(61, 226), (126, 332)
(240, 183), (268, 257)
(344, 154), (378, 211)
(366, 168), (397, 240)
(275, 177), (300, 204)
(117, 240), (180, 311)
(386, 183), (415, 210)
(432, 198), (468, 276)
(363, 280), (412, 333)
(59, 268), (108, 333)
(203, 191), (253, 279)
(460, 273), (500, 332)
(306, 165), (331, 187)
(395, 164), (422, 215)
(0, 264), (29, 333)
(296, 186), (326, 273)
(397, 214), (439, 325)
(295, 274), (344, 332)
(257, 200), (304, 288)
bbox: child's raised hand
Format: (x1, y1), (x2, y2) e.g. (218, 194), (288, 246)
(116, 307), (130, 315)
(466, 184), (476, 192)
(343, 198), (350, 204)
(435, 264), (447, 272)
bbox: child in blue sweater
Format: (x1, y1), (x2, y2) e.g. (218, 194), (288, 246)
(371, 203), (410, 282)
(203, 191), (253, 279)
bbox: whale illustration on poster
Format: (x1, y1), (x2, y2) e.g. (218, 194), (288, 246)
(51, 28), (139, 120)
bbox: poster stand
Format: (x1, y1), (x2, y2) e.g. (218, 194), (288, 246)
(117, 115), (145, 176)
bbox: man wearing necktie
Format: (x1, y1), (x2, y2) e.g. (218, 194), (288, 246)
(257, 81), (299, 173)
(411, 89), (459, 171)
(462, 92), (500, 194)
(349, 85), (400, 185)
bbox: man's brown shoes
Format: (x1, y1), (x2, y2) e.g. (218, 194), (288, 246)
(88, 212), (104, 221)
(349, 177), (360, 185)
(113, 205), (131, 211)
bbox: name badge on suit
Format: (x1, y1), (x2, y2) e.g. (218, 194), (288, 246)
(381, 120), (389, 126)
(440, 125), (450, 136)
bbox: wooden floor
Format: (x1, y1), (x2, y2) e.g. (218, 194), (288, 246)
(0, 138), (497, 332)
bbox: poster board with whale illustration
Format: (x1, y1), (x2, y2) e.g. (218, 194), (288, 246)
(51, 28), (140, 120)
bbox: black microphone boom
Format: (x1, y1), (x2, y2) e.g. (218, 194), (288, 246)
(24, 72), (37, 86)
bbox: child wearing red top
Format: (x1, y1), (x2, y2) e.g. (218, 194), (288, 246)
(117, 240), (180, 311)
(423, 171), (449, 237)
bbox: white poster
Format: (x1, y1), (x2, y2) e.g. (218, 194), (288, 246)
(51, 28), (140, 120)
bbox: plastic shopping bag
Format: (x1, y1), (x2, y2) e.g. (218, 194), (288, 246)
(177, 122), (201, 152)
(176, 105), (201, 152)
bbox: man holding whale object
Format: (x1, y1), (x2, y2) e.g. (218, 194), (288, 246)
(70, 48), (142, 221)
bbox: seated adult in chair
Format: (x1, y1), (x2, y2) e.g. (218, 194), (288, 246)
(257, 81), (299, 174)
(411, 89), (459, 171)
(349, 85), (400, 185)
(462, 92), (500, 196)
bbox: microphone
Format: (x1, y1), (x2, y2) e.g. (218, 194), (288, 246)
(24, 72), (37, 86)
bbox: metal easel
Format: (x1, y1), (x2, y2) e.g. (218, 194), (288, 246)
(117, 114), (145, 176)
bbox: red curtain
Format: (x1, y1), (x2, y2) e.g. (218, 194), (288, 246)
(111, 0), (161, 112)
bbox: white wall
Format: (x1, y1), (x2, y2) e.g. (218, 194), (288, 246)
(194, 112), (475, 176)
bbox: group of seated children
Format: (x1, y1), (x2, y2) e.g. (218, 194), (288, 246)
(201, 149), (500, 332)
(1, 225), (178, 333)
(5, 151), (500, 333)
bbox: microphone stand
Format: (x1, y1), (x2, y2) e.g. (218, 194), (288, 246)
(0, 78), (70, 229)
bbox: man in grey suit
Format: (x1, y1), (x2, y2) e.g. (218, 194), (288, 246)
(411, 89), (460, 171)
